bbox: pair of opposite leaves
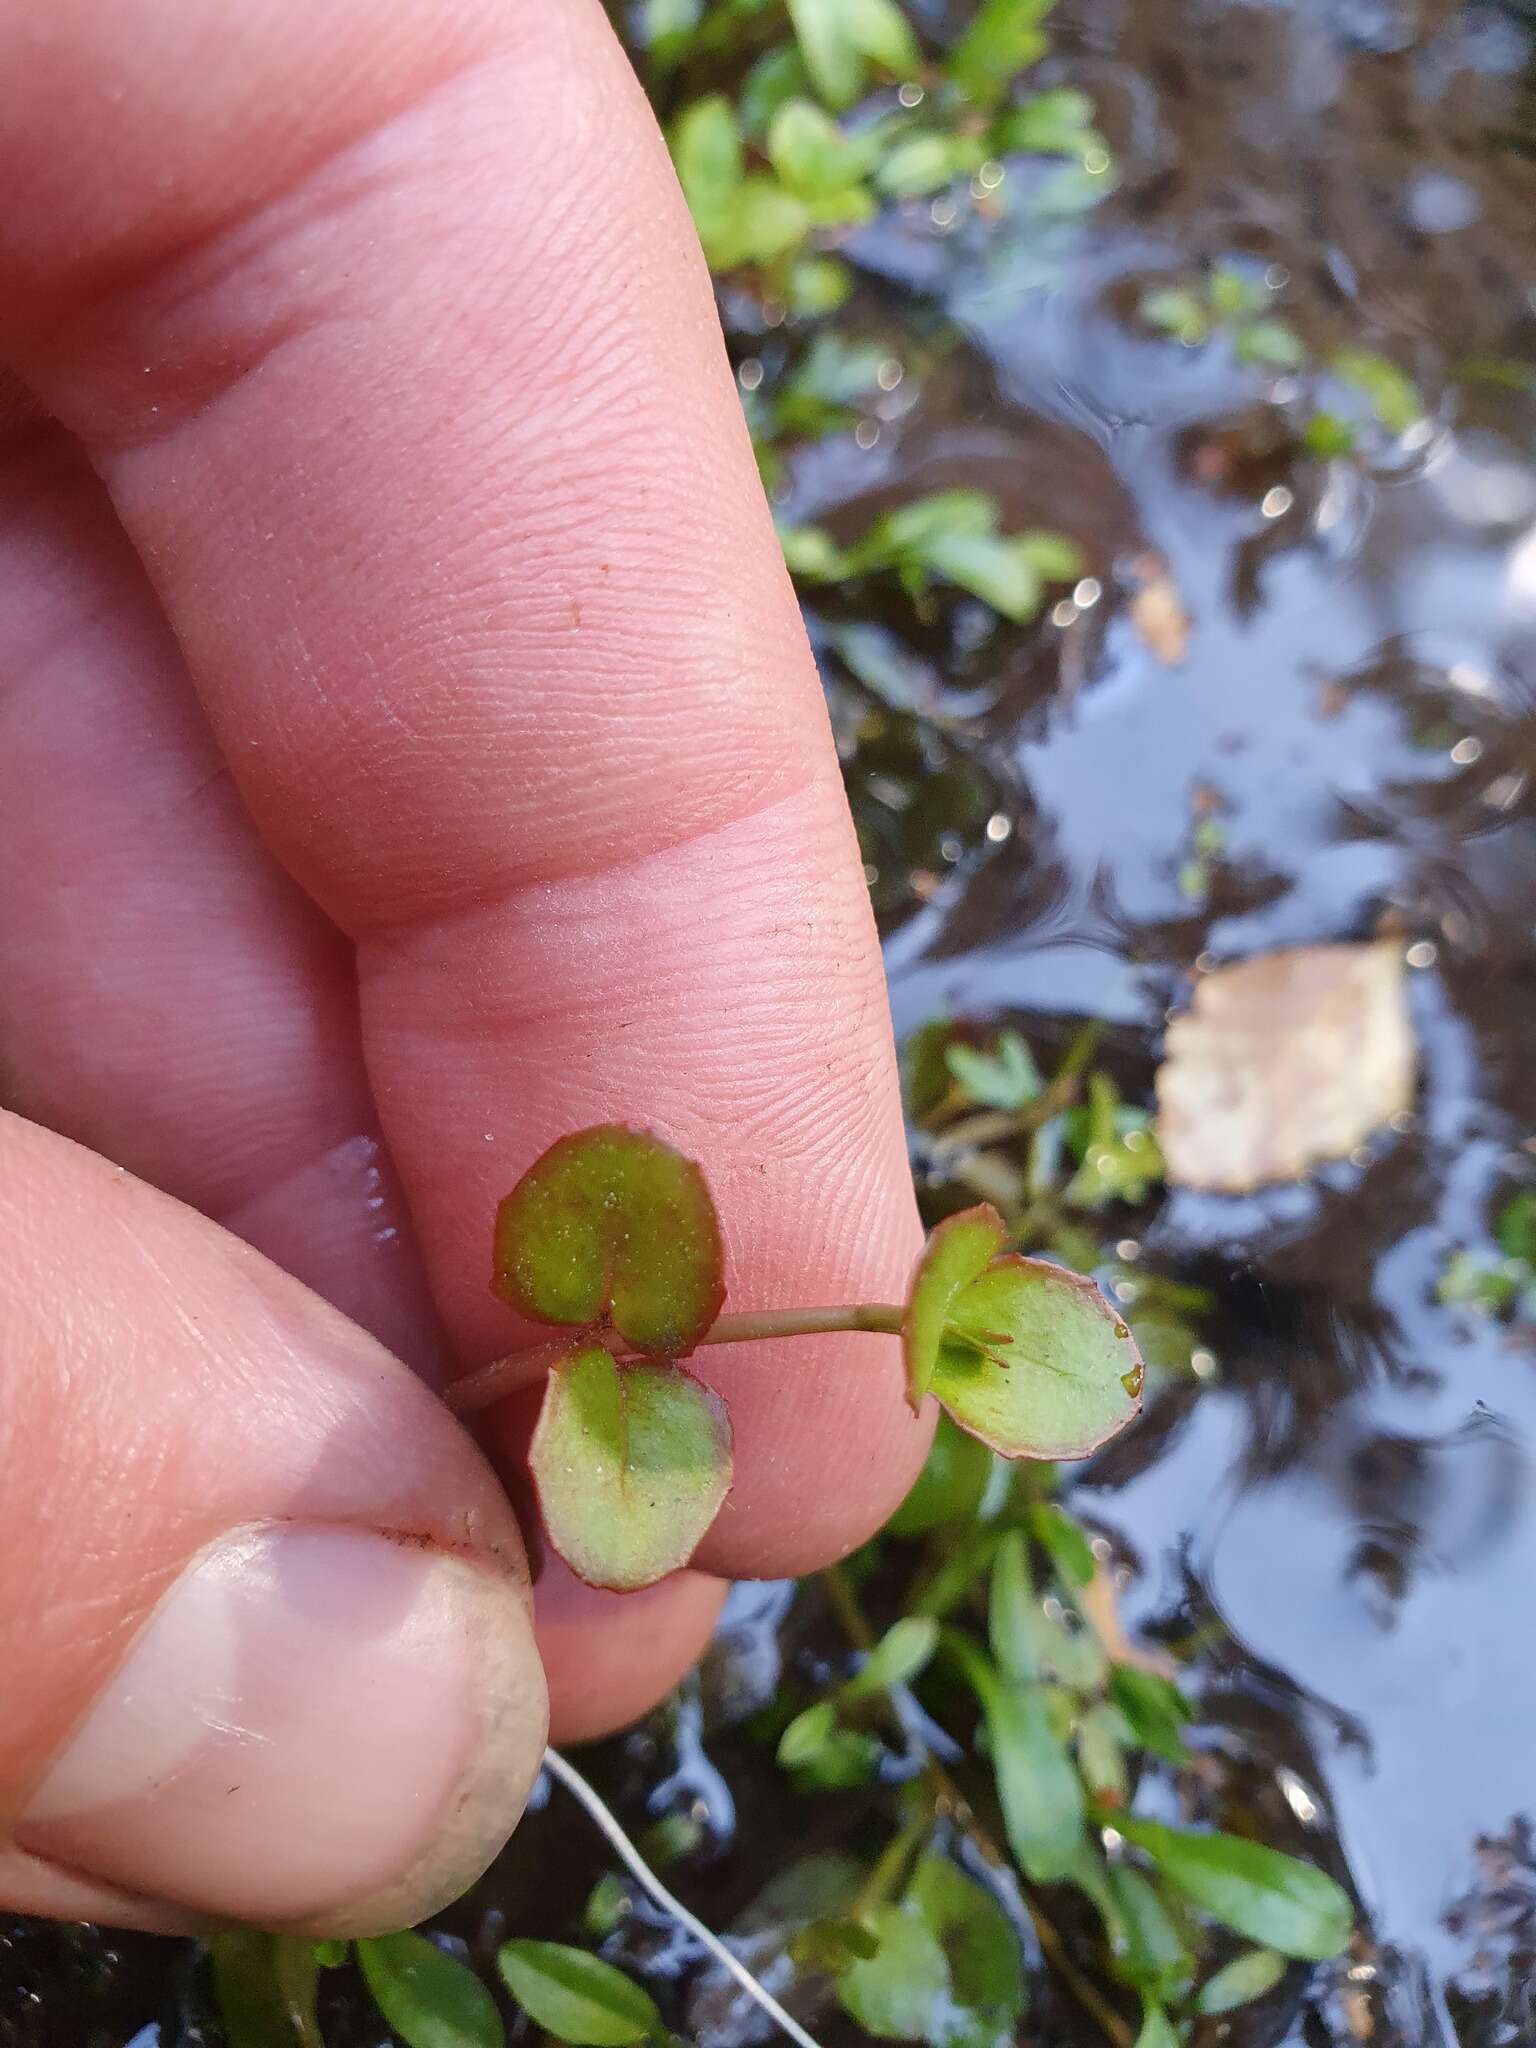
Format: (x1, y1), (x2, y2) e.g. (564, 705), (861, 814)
(490, 1126), (1144, 1593)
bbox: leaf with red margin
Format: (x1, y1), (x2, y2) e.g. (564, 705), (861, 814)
(493, 1126), (724, 1357)
(529, 1342), (733, 1592)
(903, 1204), (1006, 1410)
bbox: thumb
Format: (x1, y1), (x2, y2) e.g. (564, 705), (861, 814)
(0, 1110), (547, 1936)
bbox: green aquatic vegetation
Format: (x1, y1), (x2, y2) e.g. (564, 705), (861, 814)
(1137, 261), (1425, 456)
(1436, 1189), (1536, 1319)
(656, 0), (1113, 286)
(452, 1122), (1142, 1593)
(782, 491), (1083, 625)
(740, 1436), (1352, 2046)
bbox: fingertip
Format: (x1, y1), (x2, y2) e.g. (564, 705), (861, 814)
(535, 1558), (727, 1745)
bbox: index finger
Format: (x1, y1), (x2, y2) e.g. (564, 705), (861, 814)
(0, 0), (929, 1575)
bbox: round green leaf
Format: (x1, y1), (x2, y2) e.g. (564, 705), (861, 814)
(1120, 1818), (1353, 1961)
(930, 1256), (1144, 1459)
(498, 1942), (660, 2047)
(356, 1932), (503, 2048)
(836, 1904), (950, 2040)
(904, 1854), (1025, 2048)
(529, 1345), (732, 1592)
(492, 1126), (724, 1357)
(903, 1205), (1006, 1409)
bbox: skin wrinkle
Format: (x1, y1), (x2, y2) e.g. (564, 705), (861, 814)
(0, 0), (928, 1774)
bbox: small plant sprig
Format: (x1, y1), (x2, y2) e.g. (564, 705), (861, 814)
(448, 1125), (1144, 1593)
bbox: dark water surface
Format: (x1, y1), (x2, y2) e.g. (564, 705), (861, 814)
(859, 3), (1536, 2038)
(6, 2), (1535, 2043)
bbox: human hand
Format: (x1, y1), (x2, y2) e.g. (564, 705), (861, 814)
(0, 0), (928, 1941)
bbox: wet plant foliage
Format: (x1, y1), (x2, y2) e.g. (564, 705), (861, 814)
(496, 1120), (1142, 1593)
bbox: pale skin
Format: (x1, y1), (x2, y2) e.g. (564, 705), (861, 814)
(0, 0), (930, 1942)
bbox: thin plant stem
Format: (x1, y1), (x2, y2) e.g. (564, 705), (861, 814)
(540, 1747), (824, 2048)
(698, 1304), (905, 1344)
(445, 1305), (907, 1415)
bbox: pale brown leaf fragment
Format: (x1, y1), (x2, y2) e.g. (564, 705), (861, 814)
(1155, 942), (1416, 1193)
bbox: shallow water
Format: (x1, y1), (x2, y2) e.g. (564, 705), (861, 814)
(6, 3), (1534, 2044)
(859, 3), (1536, 2038)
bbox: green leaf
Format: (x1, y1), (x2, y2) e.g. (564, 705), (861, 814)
(529, 1346), (732, 1591)
(1027, 1503), (1095, 1587)
(786, 0), (921, 110)
(1208, 264), (1268, 319)
(791, 1917), (882, 1973)
(1104, 1864), (1191, 1999)
(1436, 1248), (1518, 1313)
(948, 0), (1052, 107)
(357, 1933), (503, 2048)
(988, 1529), (1045, 1684)
(778, 1699), (838, 1767)
(930, 1255), (1145, 1458)
(1330, 347), (1422, 434)
(1195, 1946), (1288, 2014)
(1076, 1700), (1130, 1805)
(915, 532), (1046, 621)
(492, 1125), (724, 1356)
(1107, 1667), (1191, 1766)
(1496, 1191), (1536, 1264)
(886, 1413), (994, 1535)
(874, 133), (967, 199)
(903, 1203), (1007, 1408)
(873, 490), (999, 557)
(1120, 1819), (1353, 1961)
(1000, 88), (1100, 157)
(786, 254), (853, 315)
(1062, 1075), (1164, 1209)
(1303, 410), (1357, 458)
(946, 1030), (1043, 1111)
(767, 98), (870, 197)
(905, 1854), (1025, 2048)
(499, 1942), (661, 2047)
(713, 177), (812, 268)
(845, 1614), (940, 1698)
(311, 1942), (350, 1971)
(779, 523), (853, 579)
(1139, 287), (1207, 341)
(208, 1933), (324, 2048)
(740, 45), (813, 139)
(837, 1903), (950, 2038)
(639, 0), (703, 65)
(946, 1635), (1084, 1882)
(1132, 2005), (1180, 2048)
(1234, 318), (1306, 369)
(1016, 530), (1085, 580)
(670, 97), (743, 237)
